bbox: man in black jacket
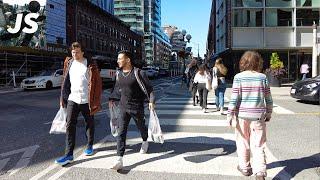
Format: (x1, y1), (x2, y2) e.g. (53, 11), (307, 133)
(109, 50), (155, 170)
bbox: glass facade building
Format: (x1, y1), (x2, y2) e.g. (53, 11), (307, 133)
(90, 0), (114, 14)
(114, 0), (171, 66)
(207, 0), (320, 81)
(114, 0), (144, 33)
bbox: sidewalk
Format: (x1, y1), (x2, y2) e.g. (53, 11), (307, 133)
(0, 86), (23, 94)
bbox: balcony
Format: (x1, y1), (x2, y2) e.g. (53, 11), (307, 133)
(114, 3), (136, 8)
(114, 10), (138, 15)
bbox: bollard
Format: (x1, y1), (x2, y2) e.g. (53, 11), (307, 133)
(12, 71), (16, 88)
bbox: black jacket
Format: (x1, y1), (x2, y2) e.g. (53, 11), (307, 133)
(109, 68), (155, 105)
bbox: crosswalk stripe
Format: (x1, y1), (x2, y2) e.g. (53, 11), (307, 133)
(146, 109), (227, 115)
(155, 104), (218, 108)
(128, 119), (229, 127)
(157, 100), (229, 104)
(162, 97), (230, 101)
(70, 132), (290, 179)
(273, 104), (295, 114)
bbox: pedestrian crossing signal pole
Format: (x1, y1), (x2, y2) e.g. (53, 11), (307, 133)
(312, 22), (318, 77)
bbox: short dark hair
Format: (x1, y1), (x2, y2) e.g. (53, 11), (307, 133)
(70, 42), (83, 52)
(239, 51), (263, 72)
(118, 50), (132, 60)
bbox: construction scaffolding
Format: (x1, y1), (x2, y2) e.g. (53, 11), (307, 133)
(0, 51), (65, 87)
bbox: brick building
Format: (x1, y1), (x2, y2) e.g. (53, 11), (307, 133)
(66, 0), (144, 65)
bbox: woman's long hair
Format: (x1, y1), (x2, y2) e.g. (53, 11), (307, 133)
(214, 58), (227, 76)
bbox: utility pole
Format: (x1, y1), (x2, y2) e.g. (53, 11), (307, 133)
(312, 22), (318, 77)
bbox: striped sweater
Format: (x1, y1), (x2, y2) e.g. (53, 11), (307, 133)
(228, 71), (273, 120)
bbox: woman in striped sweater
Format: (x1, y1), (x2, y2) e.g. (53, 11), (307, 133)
(228, 51), (273, 180)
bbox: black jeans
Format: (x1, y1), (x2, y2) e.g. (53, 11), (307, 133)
(65, 100), (94, 156)
(117, 108), (148, 157)
(197, 83), (208, 108)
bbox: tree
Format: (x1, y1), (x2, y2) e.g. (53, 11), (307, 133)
(266, 52), (286, 78)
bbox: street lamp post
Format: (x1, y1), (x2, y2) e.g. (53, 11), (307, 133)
(178, 30), (192, 73)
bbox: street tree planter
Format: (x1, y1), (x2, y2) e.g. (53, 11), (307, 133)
(266, 72), (281, 87)
(265, 52), (286, 87)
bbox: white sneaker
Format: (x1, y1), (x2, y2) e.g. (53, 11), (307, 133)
(140, 141), (149, 154)
(111, 157), (123, 170)
(220, 108), (224, 114)
(203, 108), (207, 113)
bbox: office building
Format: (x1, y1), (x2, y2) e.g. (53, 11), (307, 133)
(90, 0), (114, 14)
(114, 0), (171, 66)
(207, 0), (320, 80)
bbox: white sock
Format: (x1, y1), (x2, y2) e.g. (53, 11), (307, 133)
(117, 156), (123, 161)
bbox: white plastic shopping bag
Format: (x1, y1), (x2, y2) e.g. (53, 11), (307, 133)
(109, 103), (120, 137)
(148, 110), (164, 144)
(212, 67), (218, 89)
(49, 107), (67, 134)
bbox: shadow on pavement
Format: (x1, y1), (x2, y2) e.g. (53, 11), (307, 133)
(267, 153), (320, 179)
(116, 136), (236, 174)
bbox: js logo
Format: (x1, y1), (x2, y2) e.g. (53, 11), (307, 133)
(7, 1), (41, 34)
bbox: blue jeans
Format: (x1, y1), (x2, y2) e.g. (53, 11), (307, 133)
(215, 79), (226, 110)
(302, 73), (307, 80)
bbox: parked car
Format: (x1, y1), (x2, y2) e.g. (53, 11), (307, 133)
(142, 67), (158, 79)
(158, 68), (169, 77)
(21, 69), (63, 90)
(290, 75), (320, 104)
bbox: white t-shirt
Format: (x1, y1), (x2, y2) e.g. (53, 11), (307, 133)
(68, 59), (89, 104)
(300, 64), (309, 74)
(193, 72), (211, 83)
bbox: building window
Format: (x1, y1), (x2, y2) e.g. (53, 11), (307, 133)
(297, 0), (320, 7)
(232, 9), (263, 27)
(232, 0), (263, 7)
(266, 9), (293, 26)
(49, 4), (54, 9)
(296, 9), (320, 26)
(266, 0), (292, 7)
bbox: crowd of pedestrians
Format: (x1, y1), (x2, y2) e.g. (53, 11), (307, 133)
(54, 42), (273, 180)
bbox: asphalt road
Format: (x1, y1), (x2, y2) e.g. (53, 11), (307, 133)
(0, 77), (319, 180)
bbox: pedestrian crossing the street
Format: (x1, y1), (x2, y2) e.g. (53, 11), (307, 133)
(46, 94), (292, 180)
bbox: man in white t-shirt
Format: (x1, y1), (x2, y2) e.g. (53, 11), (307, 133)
(55, 42), (102, 166)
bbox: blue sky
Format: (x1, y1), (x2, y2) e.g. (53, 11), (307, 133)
(161, 0), (212, 58)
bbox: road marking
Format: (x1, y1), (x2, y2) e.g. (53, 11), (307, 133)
(46, 135), (111, 180)
(66, 131), (291, 179)
(145, 109), (227, 115)
(29, 164), (59, 180)
(273, 104), (295, 114)
(0, 158), (10, 172)
(0, 145), (39, 176)
(295, 112), (320, 115)
(155, 104), (219, 108)
(157, 100), (229, 104)
(29, 146), (86, 180)
(128, 119), (229, 127)
(163, 97), (230, 101)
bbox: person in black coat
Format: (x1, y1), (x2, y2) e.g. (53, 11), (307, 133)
(108, 50), (155, 170)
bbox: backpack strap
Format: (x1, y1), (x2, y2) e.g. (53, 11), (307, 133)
(134, 67), (150, 101)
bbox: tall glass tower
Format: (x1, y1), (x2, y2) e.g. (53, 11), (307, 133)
(115, 0), (171, 65)
(90, 0), (114, 14)
(114, 0), (144, 34)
